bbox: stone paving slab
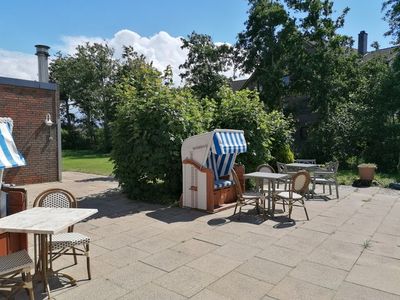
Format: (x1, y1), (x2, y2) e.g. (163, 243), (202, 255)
(12, 172), (400, 300)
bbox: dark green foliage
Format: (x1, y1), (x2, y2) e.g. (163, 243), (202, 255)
(383, 0), (400, 45)
(111, 72), (208, 199)
(213, 87), (293, 172)
(180, 32), (234, 100)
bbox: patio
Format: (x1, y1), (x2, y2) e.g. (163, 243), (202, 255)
(15, 172), (400, 299)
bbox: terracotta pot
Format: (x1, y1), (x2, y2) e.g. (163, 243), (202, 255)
(358, 164), (376, 181)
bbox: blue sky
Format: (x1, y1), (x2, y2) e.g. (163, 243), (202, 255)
(0, 0), (393, 81)
(0, 0), (392, 52)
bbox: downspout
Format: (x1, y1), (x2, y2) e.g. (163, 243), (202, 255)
(56, 85), (62, 182)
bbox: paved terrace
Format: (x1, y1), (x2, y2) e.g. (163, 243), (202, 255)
(15, 172), (400, 299)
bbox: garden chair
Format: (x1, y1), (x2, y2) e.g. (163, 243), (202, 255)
(0, 250), (34, 299)
(231, 169), (264, 219)
(273, 170), (311, 220)
(257, 164), (286, 211)
(312, 161), (339, 199)
(276, 162), (295, 189)
(33, 189), (92, 280)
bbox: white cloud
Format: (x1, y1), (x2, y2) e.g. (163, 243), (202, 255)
(0, 29), (244, 85)
(0, 49), (37, 80)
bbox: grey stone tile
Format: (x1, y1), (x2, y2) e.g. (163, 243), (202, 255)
(54, 278), (128, 300)
(172, 239), (218, 257)
(191, 289), (230, 300)
(92, 232), (139, 250)
(96, 246), (150, 268)
(334, 282), (400, 300)
(330, 230), (372, 245)
(154, 266), (218, 297)
(118, 283), (186, 300)
(195, 230), (239, 246)
(105, 261), (165, 291)
(236, 256), (291, 284)
(256, 244), (307, 267)
(127, 224), (166, 240)
(268, 276), (335, 300)
(213, 241), (261, 262)
(140, 249), (196, 272)
(346, 252), (400, 295)
(274, 228), (328, 253)
(234, 231), (277, 250)
(290, 261), (347, 290)
(132, 236), (178, 254)
(158, 228), (199, 242)
(308, 238), (363, 271)
(208, 271), (273, 300)
(187, 253), (241, 277)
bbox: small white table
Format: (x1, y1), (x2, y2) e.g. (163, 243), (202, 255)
(0, 207), (98, 298)
(244, 172), (288, 218)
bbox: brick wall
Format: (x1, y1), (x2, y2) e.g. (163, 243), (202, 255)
(0, 78), (60, 185)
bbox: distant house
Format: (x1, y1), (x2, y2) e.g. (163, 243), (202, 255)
(231, 31), (398, 152)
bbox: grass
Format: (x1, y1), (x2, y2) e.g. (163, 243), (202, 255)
(337, 169), (400, 187)
(62, 150), (113, 176)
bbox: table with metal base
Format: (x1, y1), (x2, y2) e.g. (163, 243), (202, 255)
(0, 207), (97, 299)
(244, 172), (288, 219)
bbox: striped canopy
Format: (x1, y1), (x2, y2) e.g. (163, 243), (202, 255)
(205, 130), (247, 180)
(0, 118), (26, 169)
(211, 131), (247, 155)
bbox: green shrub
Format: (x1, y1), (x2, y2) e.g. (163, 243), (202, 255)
(213, 87), (293, 172)
(111, 86), (208, 200)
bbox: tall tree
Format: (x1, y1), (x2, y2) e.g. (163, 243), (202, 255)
(179, 32), (233, 100)
(236, 0), (297, 108)
(383, 0), (400, 45)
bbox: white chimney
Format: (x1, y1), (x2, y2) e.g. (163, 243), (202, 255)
(35, 45), (50, 83)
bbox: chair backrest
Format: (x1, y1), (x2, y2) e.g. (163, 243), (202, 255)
(276, 162), (287, 173)
(291, 171), (311, 195)
(325, 161), (339, 173)
(231, 169), (243, 199)
(257, 164), (275, 173)
(33, 189), (77, 232)
(33, 188), (77, 209)
(294, 159), (316, 164)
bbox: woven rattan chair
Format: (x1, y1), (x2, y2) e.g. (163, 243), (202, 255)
(273, 170), (311, 220)
(0, 250), (34, 299)
(312, 161), (339, 198)
(257, 164), (285, 211)
(33, 189), (91, 280)
(231, 169), (264, 219)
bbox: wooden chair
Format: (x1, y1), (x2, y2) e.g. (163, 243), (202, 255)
(231, 169), (264, 219)
(0, 250), (34, 299)
(33, 189), (92, 280)
(273, 170), (311, 220)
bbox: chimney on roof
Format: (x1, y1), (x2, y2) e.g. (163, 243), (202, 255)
(35, 45), (50, 83)
(358, 31), (368, 55)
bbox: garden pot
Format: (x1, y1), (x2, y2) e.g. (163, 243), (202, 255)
(358, 164), (377, 181)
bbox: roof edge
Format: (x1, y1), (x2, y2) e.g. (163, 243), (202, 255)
(0, 76), (57, 91)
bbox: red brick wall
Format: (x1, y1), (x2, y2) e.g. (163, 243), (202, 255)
(0, 82), (60, 185)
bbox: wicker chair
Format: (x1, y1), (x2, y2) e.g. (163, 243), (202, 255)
(273, 170), (311, 220)
(33, 189), (92, 280)
(0, 250), (34, 299)
(257, 164), (285, 211)
(312, 161), (339, 198)
(231, 169), (264, 219)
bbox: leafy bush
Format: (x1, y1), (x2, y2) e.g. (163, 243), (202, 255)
(213, 87), (293, 172)
(111, 86), (208, 200)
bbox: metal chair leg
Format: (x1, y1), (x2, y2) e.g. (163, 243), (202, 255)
(86, 244), (91, 280)
(72, 247), (78, 265)
(302, 199), (309, 220)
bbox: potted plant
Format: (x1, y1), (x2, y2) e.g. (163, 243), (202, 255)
(358, 163), (377, 181)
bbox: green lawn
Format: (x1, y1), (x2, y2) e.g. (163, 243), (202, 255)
(337, 169), (400, 187)
(62, 150), (113, 176)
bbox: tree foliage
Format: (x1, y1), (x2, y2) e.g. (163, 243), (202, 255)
(383, 0), (400, 45)
(180, 32), (234, 100)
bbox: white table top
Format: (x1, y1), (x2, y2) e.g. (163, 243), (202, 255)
(244, 172), (288, 180)
(286, 163), (318, 169)
(0, 207), (98, 235)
